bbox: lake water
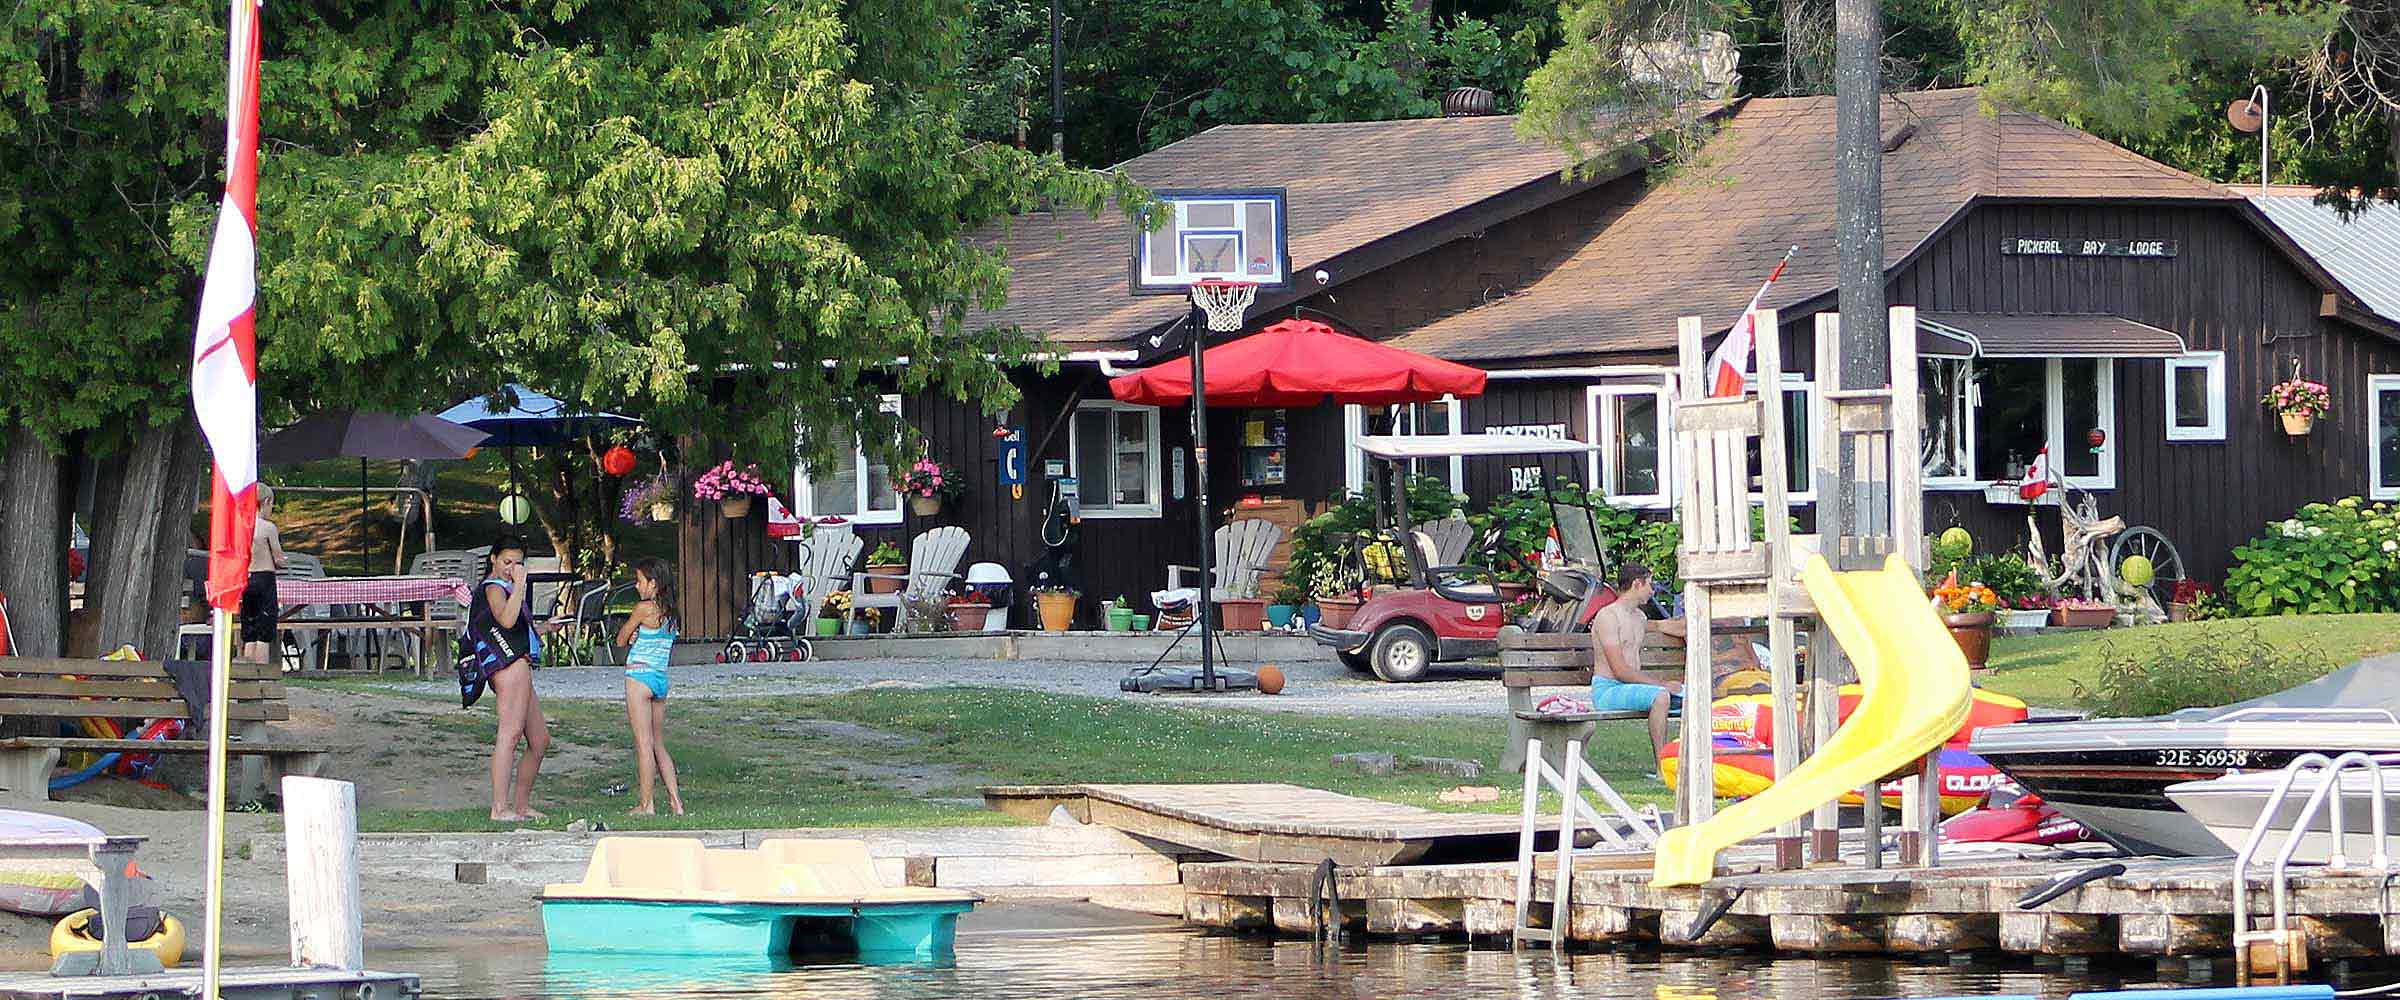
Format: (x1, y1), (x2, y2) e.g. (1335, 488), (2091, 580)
(394, 927), (2178, 1000)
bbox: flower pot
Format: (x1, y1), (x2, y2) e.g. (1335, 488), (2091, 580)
(847, 619), (872, 636)
(1036, 591), (1077, 632)
(646, 500), (675, 523)
(2168, 601), (2191, 623)
(1493, 581), (1532, 603)
(2051, 606), (2115, 629)
(1315, 597), (1363, 630)
(1265, 604), (1298, 629)
(909, 495), (943, 517)
(812, 617), (839, 637)
(1104, 607), (1135, 631)
(2282, 410), (2316, 436)
(1217, 598), (1267, 632)
(1132, 614), (1153, 631)
(951, 605), (989, 631)
(1943, 611), (1995, 670)
(720, 495), (755, 519)
(1999, 608), (2051, 630)
(865, 564), (906, 594)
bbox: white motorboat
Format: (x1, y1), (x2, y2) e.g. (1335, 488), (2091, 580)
(2167, 759), (2400, 863)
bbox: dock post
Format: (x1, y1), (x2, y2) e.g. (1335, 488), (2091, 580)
(283, 776), (363, 970)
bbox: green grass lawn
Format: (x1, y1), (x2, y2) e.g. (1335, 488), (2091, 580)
(1978, 613), (2400, 710)
(347, 686), (1664, 833)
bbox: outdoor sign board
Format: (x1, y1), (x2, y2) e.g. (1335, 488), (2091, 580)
(2000, 237), (2178, 258)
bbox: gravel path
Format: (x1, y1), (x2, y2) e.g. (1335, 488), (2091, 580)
(378, 655), (1530, 718)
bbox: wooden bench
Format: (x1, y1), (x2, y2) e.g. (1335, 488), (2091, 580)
(0, 658), (330, 804)
(1499, 624), (1771, 774)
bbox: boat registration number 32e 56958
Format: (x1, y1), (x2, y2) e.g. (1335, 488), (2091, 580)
(2156, 748), (2253, 768)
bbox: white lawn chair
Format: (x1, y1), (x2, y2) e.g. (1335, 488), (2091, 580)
(850, 527), (970, 632)
(1415, 517), (1475, 571)
(1167, 519), (1284, 600)
(397, 549), (481, 669)
(794, 526), (864, 624)
(277, 553), (336, 671)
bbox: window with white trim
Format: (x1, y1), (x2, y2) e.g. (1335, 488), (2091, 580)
(794, 394), (902, 525)
(1742, 377), (1817, 502)
(1585, 383), (1673, 508)
(1070, 401), (1163, 517)
(1918, 358), (2116, 490)
(2165, 352), (2226, 442)
(2371, 375), (2400, 500)
(1389, 395), (1463, 490)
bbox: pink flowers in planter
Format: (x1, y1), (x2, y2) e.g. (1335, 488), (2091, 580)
(693, 460), (772, 500)
(901, 457), (965, 502)
(2262, 377), (2331, 419)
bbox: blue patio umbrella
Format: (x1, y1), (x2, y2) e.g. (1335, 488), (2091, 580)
(439, 385), (644, 518)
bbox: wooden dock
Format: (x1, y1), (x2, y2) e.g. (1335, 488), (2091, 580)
(0, 966), (419, 1000)
(983, 784), (1547, 866)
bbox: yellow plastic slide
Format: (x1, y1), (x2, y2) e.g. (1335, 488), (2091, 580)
(1650, 553), (1973, 887)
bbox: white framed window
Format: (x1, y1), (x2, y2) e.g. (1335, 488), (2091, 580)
(1755, 377), (1817, 503)
(1918, 358), (2116, 491)
(1390, 395), (1464, 490)
(2165, 352), (2226, 442)
(1070, 401), (1163, 518)
(2371, 374), (2400, 500)
(794, 394), (903, 525)
(1586, 382), (1674, 508)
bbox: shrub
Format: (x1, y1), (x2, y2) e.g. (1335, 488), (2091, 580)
(1959, 553), (2047, 606)
(1284, 476), (1462, 595)
(2072, 627), (2328, 718)
(2225, 498), (2400, 616)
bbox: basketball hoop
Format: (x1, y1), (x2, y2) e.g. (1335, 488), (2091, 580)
(1190, 280), (1257, 332)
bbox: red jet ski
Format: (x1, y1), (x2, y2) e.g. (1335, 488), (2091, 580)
(1940, 784), (2094, 846)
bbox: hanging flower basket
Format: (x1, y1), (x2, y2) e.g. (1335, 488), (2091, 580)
(2281, 410), (2316, 436)
(909, 495), (943, 517)
(646, 500), (675, 523)
(693, 460), (771, 519)
(2263, 368), (2330, 438)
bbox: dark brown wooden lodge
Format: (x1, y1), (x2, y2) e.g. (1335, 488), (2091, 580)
(677, 88), (2400, 637)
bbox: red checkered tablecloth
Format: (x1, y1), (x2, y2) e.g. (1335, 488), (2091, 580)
(276, 575), (470, 607)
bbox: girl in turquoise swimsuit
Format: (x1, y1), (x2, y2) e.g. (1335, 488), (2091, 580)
(615, 559), (684, 816)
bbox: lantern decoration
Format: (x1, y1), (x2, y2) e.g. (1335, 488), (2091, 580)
(499, 492), (532, 525)
(602, 445), (637, 477)
(2086, 428), (2106, 449)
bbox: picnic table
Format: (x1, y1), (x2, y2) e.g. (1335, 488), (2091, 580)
(279, 575), (471, 675)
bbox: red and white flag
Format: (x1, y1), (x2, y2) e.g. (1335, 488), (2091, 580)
(191, 0), (263, 611)
(2017, 448), (2055, 501)
(1706, 245), (1800, 398)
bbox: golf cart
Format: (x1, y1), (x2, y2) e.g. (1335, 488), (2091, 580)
(1309, 434), (1621, 682)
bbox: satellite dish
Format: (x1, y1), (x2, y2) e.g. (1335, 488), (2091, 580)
(2228, 98), (2266, 133)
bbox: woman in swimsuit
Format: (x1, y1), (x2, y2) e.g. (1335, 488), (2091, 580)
(469, 537), (549, 822)
(615, 558), (684, 816)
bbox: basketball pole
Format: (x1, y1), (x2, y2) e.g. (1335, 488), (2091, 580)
(1188, 299), (1220, 691)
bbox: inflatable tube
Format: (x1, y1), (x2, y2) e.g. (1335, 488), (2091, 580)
(1704, 687), (2028, 749)
(1661, 739), (2000, 816)
(49, 909), (185, 968)
(48, 754), (119, 793)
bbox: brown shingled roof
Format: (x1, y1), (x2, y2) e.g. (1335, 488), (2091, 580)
(975, 115), (1582, 347)
(1388, 88), (2236, 363)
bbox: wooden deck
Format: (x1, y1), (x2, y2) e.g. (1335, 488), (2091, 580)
(1178, 847), (2400, 959)
(981, 784), (1540, 867)
(0, 967), (419, 1000)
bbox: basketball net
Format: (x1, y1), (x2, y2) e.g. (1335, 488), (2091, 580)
(1190, 280), (1257, 333)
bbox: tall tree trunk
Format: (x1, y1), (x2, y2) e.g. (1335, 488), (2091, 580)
(1829, 0), (1886, 553)
(89, 424), (185, 655)
(144, 421), (207, 659)
(0, 425), (68, 656)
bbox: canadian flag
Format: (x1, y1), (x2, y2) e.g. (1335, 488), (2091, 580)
(190, 0), (263, 611)
(1706, 245), (1799, 398)
(2017, 448), (2055, 501)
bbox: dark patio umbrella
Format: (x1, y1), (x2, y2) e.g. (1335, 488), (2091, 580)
(438, 384), (644, 504)
(258, 411), (489, 572)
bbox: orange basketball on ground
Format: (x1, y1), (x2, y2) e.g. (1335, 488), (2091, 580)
(1255, 665), (1286, 695)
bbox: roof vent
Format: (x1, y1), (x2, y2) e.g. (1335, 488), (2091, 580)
(1442, 87), (1498, 117)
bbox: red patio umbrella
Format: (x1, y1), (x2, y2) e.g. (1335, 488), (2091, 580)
(1108, 319), (1487, 407)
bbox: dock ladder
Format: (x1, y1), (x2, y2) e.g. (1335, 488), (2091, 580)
(1511, 738), (1661, 948)
(2231, 750), (2397, 983)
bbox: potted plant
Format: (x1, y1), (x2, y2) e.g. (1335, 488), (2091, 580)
(2168, 579), (2215, 622)
(2262, 373), (2331, 436)
(1217, 594), (1268, 632)
(1034, 585), (1078, 631)
(2052, 596), (2116, 629)
(816, 590), (851, 637)
(864, 541), (906, 594)
(693, 460), (772, 518)
(1266, 581), (1305, 631)
(1931, 577), (2001, 670)
(2000, 594), (2053, 631)
(849, 608), (878, 635)
(618, 473), (677, 523)
(1103, 597), (1136, 632)
(1310, 564), (1366, 630)
(901, 458), (964, 517)
(949, 589), (991, 632)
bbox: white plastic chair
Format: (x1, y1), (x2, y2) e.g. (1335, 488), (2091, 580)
(1167, 519), (1285, 600)
(850, 527), (970, 632)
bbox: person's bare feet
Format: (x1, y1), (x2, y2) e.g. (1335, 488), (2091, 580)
(628, 805), (656, 816)
(669, 800), (686, 816)
(490, 809), (522, 822)
(520, 807), (548, 821)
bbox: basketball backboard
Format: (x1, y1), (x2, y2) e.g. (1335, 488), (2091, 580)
(1131, 188), (1289, 294)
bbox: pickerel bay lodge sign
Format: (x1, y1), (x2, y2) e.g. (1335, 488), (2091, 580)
(2001, 237), (2177, 258)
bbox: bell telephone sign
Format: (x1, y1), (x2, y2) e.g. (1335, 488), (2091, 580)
(997, 427), (1026, 500)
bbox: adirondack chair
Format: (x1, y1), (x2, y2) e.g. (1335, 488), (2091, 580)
(850, 526), (970, 631)
(794, 525), (864, 623)
(1167, 519), (1285, 600)
(1412, 516), (1476, 578)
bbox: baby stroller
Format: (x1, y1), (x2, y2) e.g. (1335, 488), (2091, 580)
(718, 571), (813, 663)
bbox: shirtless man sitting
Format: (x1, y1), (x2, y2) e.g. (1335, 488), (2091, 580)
(1589, 563), (1687, 761)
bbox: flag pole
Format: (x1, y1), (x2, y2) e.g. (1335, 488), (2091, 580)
(203, 609), (233, 998)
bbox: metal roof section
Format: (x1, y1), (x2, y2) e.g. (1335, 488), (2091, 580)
(2251, 194), (2400, 325)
